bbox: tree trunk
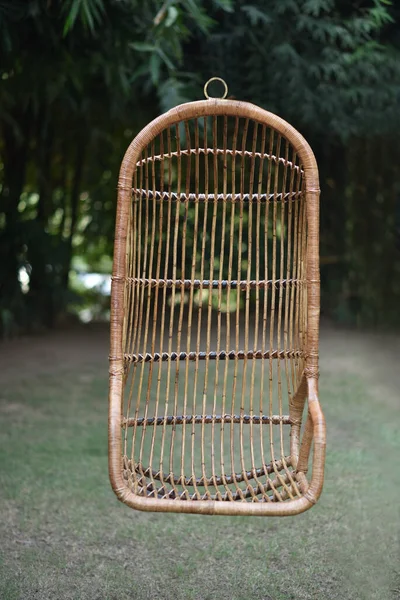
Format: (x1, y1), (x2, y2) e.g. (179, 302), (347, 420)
(27, 115), (55, 328)
(62, 140), (86, 289)
(0, 117), (30, 332)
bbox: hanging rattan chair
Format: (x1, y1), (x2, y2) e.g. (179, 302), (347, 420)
(109, 79), (325, 516)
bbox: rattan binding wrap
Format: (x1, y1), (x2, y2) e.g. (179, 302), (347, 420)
(109, 97), (326, 516)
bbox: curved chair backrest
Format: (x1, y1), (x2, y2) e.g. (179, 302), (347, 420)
(109, 97), (325, 516)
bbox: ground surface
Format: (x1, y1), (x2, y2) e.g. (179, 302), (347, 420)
(0, 324), (399, 600)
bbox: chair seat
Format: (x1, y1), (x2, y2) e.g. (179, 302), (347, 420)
(122, 452), (302, 503)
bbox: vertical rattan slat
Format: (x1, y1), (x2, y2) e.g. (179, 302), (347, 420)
(109, 86), (325, 516)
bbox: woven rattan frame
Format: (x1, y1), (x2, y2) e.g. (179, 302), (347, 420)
(109, 98), (325, 516)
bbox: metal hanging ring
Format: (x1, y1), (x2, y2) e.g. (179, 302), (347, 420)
(203, 77), (228, 100)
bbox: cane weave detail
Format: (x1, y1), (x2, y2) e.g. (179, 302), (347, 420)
(109, 99), (325, 516)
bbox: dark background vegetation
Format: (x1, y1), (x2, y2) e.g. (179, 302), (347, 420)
(1, 0), (400, 334)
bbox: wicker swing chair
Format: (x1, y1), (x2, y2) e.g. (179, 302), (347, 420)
(109, 79), (325, 516)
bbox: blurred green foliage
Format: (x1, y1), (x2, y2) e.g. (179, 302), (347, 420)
(1, 0), (400, 332)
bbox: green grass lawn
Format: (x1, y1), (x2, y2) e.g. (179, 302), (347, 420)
(0, 326), (399, 600)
